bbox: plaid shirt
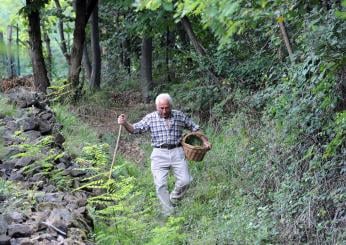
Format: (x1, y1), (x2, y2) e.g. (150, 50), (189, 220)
(132, 110), (200, 147)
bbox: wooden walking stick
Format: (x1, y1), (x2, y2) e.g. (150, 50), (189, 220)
(108, 125), (122, 180)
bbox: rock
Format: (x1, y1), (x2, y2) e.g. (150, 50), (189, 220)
(37, 120), (52, 135)
(43, 185), (57, 193)
(30, 211), (49, 225)
(52, 123), (63, 133)
(8, 170), (24, 181)
(6, 87), (45, 109)
(56, 162), (66, 169)
(53, 133), (65, 148)
(21, 131), (41, 142)
(1, 88), (94, 245)
(0, 215), (8, 234)
(68, 163), (86, 177)
(2, 146), (22, 159)
(0, 234), (11, 245)
(2, 131), (21, 146)
(6, 212), (26, 223)
(1, 160), (16, 170)
(38, 111), (53, 121)
(65, 227), (87, 242)
(14, 157), (35, 168)
(30, 173), (45, 182)
(9, 237), (34, 245)
(4, 119), (17, 131)
(47, 208), (73, 226)
(70, 168), (86, 177)
(17, 117), (38, 132)
(35, 193), (63, 204)
(7, 224), (34, 238)
(56, 154), (70, 165)
(64, 192), (88, 207)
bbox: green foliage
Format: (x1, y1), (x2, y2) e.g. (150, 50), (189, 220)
(0, 179), (14, 200)
(48, 80), (72, 103)
(73, 143), (160, 244)
(18, 0), (49, 16)
(76, 144), (110, 167)
(1, 0), (344, 243)
(11, 135), (71, 189)
(52, 103), (99, 157)
(0, 0), (23, 31)
(146, 217), (186, 245)
(336, 0), (346, 19)
(0, 96), (17, 116)
(324, 111), (346, 158)
(0, 127), (6, 159)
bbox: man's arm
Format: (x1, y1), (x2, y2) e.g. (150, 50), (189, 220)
(118, 114), (134, 133)
(195, 130), (212, 150)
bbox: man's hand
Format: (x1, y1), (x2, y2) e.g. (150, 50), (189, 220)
(203, 141), (212, 150)
(118, 114), (127, 125)
(117, 114), (135, 133)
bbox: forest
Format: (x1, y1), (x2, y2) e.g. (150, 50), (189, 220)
(0, 0), (345, 244)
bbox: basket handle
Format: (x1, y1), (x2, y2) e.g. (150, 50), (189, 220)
(182, 131), (206, 143)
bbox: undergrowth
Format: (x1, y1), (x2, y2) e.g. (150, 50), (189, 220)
(0, 95), (17, 117)
(52, 103), (99, 157)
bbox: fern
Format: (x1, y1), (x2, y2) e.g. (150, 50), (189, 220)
(73, 144), (159, 244)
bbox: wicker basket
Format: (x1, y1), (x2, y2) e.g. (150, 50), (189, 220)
(181, 132), (208, 161)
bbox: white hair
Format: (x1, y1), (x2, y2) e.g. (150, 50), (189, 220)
(155, 93), (173, 106)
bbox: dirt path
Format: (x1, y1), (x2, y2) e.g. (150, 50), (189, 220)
(70, 101), (153, 165)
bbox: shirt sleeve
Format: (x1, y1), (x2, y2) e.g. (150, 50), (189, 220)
(183, 113), (200, 132)
(132, 114), (151, 134)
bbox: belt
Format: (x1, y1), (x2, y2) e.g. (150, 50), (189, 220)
(154, 143), (182, 150)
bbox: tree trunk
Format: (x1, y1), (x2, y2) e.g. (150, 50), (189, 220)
(90, 3), (101, 90)
(277, 15), (294, 63)
(16, 24), (20, 75)
(7, 26), (17, 78)
(180, 16), (218, 82)
(166, 26), (175, 82)
(140, 36), (153, 103)
(122, 38), (131, 75)
(54, 0), (70, 64)
(0, 32), (7, 76)
(180, 16), (206, 56)
(26, 0), (49, 92)
(44, 31), (52, 81)
(83, 44), (91, 80)
(68, 0), (98, 99)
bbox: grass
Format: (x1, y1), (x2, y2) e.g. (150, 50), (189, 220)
(0, 95), (17, 117)
(52, 103), (100, 157)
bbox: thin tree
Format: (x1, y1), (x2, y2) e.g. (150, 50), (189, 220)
(0, 32), (7, 77)
(68, 0), (98, 99)
(44, 31), (52, 81)
(54, 0), (70, 64)
(180, 16), (218, 82)
(83, 44), (92, 80)
(140, 36), (153, 103)
(122, 38), (131, 76)
(24, 0), (49, 92)
(16, 24), (20, 75)
(89, 2), (101, 90)
(165, 25), (175, 82)
(7, 25), (17, 78)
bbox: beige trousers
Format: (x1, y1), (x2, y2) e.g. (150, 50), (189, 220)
(150, 147), (191, 216)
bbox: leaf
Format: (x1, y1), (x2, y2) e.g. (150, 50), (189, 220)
(162, 1), (173, 11)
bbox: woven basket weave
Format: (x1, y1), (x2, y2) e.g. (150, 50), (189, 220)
(181, 132), (208, 161)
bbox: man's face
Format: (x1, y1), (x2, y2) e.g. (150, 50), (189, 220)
(156, 99), (171, 118)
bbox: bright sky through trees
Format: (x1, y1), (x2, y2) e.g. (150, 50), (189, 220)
(0, 0), (24, 31)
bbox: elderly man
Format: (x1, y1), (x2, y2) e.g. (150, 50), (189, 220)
(118, 93), (211, 216)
